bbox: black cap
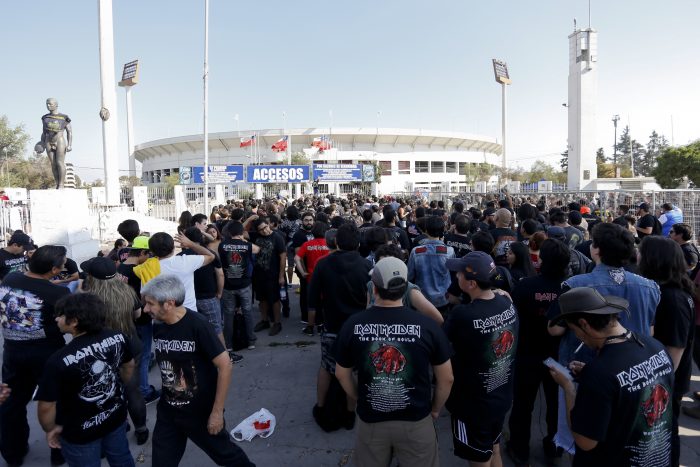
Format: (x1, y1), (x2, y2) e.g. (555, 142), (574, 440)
(80, 257), (117, 280)
(446, 251), (497, 282)
(638, 202), (650, 211)
(549, 287), (628, 327)
(483, 207), (496, 217)
(8, 232), (32, 248)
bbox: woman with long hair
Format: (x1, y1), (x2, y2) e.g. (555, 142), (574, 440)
(177, 210), (192, 234)
(639, 236), (696, 467)
(80, 257), (150, 445)
(507, 241), (536, 282)
(205, 223), (222, 254)
(528, 231), (547, 273)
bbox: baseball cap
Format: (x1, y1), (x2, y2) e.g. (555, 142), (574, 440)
(446, 251), (496, 282)
(549, 287), (628, 327)
(370, 257), (408, 290)
(130, 236), (150, 250)
(637, 202), (650, 211)
(546, 226), (566, 242)
(9, 232), (32, 248)
(80, 257), (117, 280)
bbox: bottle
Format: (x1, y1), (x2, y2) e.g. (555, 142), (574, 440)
(279, 285), (287, 301)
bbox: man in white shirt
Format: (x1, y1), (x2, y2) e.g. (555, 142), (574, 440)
(147, 232), (214, 311)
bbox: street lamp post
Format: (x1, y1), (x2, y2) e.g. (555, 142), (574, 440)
(118, 60), (139, 180)
(612, 114), (620, 175)
(492, 59), (511, 187)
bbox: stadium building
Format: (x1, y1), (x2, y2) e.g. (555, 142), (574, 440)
(134, 128), (502, 196)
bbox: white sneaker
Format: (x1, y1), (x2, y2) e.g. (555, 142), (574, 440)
(247, 344), (256, 350)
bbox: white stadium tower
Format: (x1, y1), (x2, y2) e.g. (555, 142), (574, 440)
(134, 128), (502, 196)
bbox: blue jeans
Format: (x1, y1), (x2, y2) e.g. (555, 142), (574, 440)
(60, 423), (135, 467)
(135, 322), (154, 398)
(221, 287), (255, 349)
(196, 297), (223, 335)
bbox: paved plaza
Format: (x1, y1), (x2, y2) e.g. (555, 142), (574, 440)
(6, 287), (700, 466)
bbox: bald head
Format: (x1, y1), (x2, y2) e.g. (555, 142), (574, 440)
(495, 208), (512, 227)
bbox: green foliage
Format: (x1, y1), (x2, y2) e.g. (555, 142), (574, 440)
(163, 174), (179, 191)
(596, 147), (617, 178)
(119, 175), (142, 188)
(614, 126), (646, 176)
(641, 131), (669, 176)
(652, 141), (700, 188)
(290, 152), (310, 166)
(5, 154), (56, 189)
(0, 115), (31, 160)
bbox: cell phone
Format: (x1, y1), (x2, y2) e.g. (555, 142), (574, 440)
(543, 358), (573, 381)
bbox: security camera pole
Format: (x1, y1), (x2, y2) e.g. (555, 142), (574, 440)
(492, 59), (511, 187)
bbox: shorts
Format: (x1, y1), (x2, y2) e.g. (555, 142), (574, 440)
(195, 297), (223, 335)
(253, 274), (280, 303)
(451, 413), (504, 463)
(320, 333), (338, 374)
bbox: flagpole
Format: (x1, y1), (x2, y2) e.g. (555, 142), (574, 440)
(203, 0), (210, 216)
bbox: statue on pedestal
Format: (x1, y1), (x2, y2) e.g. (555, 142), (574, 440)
(36, 98), (72, 189)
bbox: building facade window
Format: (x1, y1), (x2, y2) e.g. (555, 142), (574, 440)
(398, 161), (410, 174)
(431, 161), (444, 173)
(446, 162), (457, 173)
(380, 161), (392, 176)
(415, 161), (429, 173)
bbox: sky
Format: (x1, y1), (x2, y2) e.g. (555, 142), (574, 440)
(1, 0), (699, 182)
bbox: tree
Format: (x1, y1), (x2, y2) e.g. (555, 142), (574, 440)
(290, 152), (310, 166)
(163, 174), (179, 191)
(615, 126), (645, 176)
(119, 175), (142, 188)
(560, 149), (568, 172)
(596, 147), (616, 178)
(463, 162), (496, 184)
(652, 141), (700, 188)
(0, 115), (31, 160)
(642, 131), (669, 176)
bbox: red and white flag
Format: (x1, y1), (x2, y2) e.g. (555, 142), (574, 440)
(271, 136), (288, 152)
(312, 135), (331, 151)
(240, 135), (255, 148)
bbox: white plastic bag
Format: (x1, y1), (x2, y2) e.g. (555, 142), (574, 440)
(230, 408), (276, 442)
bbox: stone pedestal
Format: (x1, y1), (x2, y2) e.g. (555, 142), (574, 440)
(30, 189), (100, 264)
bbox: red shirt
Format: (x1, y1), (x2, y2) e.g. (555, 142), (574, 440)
(297, 238), (330, 282)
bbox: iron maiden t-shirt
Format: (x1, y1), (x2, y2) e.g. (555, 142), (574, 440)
(153, 310), (225, 417)
(335, 306), (451, 423)
(444, 294), (519, 418)
(571, 334), (674, 467)
(35, 330), (132, 444)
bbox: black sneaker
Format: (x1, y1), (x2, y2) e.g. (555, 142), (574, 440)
(50, 447), (65, 466)
(229, 351), (244, 363)
(135, 428), (150, 445)
(342, 410), (356, 430)
(269, 322), (282, 336)
(144, 388), (161, 405)
(253, 320), (270, 332)
(302, 325), (314, 336)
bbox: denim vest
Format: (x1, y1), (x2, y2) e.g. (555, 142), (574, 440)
(407, 239), (454, 308)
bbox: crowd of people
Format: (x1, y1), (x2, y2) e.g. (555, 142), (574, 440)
(0, 191), (698, 467)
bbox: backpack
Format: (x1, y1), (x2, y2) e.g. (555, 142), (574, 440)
(651, 217), (662, 235)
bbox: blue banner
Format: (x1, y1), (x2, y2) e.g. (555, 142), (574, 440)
(312, 164), (363, 182)
(246, 165), (310, 183)
(191, 165), (244, 184)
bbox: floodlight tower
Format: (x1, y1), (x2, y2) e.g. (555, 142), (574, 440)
(566, 24), (598, 190)
(492, 59), (511, 185)
(118, 60), (139, 179)
(98, 0), (120, 205)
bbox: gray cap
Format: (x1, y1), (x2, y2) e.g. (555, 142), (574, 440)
(370, 257), (408, 289)
(549, 287), (629, 327)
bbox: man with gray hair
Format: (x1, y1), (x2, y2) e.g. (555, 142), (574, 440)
(141, 275), (255, 467)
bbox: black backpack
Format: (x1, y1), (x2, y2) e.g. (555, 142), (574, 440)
(651, 216), (662, 235)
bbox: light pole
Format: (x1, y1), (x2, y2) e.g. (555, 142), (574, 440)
(118, 60), (139, 180)
(612, 114), (620, 169)
(203, 0), (210, 215)
(492, 59), (511, 187)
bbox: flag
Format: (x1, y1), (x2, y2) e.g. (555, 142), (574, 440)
(271, 136), (288, 152)
(312, 135), (331, 151)
(240, 135), (255, 147)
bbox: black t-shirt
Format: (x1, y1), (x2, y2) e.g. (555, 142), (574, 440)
(52, 258), (79, 281)
(36, 330), (132, 444)
(153, 310), (226, 417)
(291, 228), (314, 250)
(571, 334), (674, 467)
(653, 285), (694, 396)
(386, 225), (410, 251)
(490, 227), (518, 266)
(680, 242), (700, 273)
(637, 214), (656, 239)
(511, 275), (561, 358)
(117, 263), (150, 326)
(178, 248), (221, 299)
(335, 305), (451, 423)
(444, 294), (519, 418)
(219, 239), (254, 290)
(0, 249), (27, 280)
(575, 239), (593, 261)
(443, 232), (472, 258)
(279, 218), (301, 243)
(0, 272), (70, 346)
(253, 232), (286, 277)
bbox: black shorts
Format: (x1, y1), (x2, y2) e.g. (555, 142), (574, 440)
(451, 413), (504, 463)
(253, 275), (280, 303)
